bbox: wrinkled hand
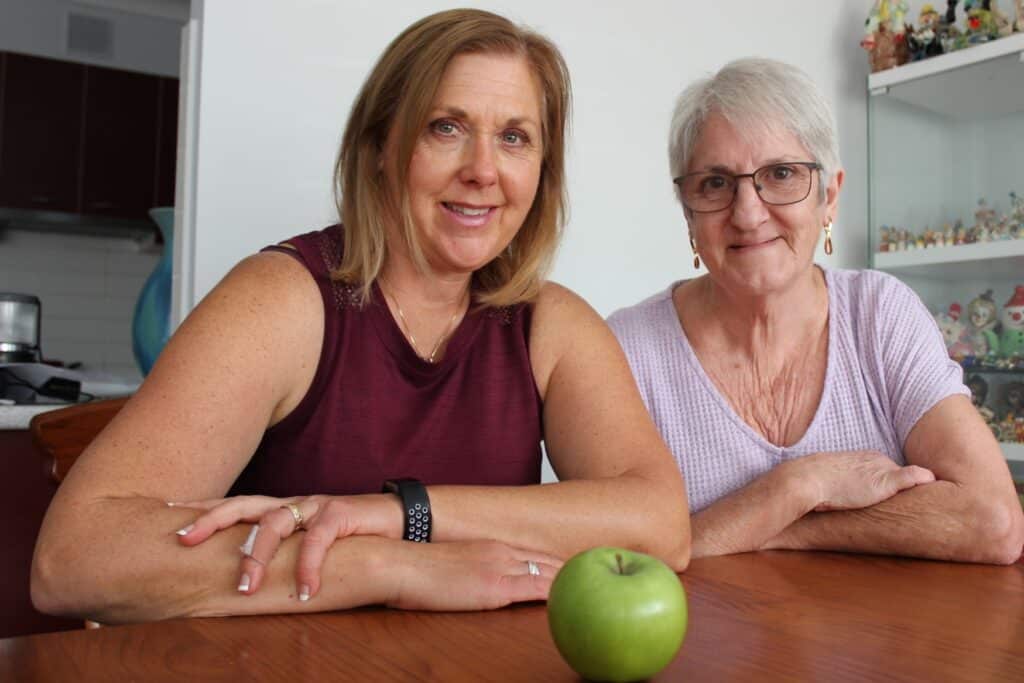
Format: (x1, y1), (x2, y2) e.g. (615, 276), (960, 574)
(801, 450), (935, 512)
(385, 541), (562, 611)
(172, 493), (400, 599)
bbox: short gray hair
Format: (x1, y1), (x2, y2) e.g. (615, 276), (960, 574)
(668, 58), (840, 205)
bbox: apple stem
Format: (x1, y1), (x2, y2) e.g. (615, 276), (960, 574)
(616, 553), (625, 574)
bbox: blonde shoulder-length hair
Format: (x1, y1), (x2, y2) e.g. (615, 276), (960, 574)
(332, 8), (571, 307)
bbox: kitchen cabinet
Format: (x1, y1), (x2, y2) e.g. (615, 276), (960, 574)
(0, 50), (178, 224)
(0, 52), (84, 214)
(867, 34), (1024, 465)
(0, 429), (81, 638)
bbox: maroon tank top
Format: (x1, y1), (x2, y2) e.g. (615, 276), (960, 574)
(229, 225), (543, 496)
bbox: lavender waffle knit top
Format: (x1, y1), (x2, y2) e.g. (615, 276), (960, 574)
(608, 268), (968, 513)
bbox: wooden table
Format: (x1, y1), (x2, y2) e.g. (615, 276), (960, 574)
(1, 551), (1021, 681)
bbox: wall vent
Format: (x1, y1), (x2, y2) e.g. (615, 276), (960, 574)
(66, 13), (115, 59)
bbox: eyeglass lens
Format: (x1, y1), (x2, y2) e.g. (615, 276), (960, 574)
(680, 163), (815, 211)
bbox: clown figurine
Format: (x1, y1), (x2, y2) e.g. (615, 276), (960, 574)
(966, 290), (1000, 358)
(1000, 286), (1024, 360)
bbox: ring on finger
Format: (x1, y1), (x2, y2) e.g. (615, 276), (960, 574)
(282, 503), (304, 531)
(526, 560), (540, 576)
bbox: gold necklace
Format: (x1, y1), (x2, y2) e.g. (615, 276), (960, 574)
(380, 279), (466, 363)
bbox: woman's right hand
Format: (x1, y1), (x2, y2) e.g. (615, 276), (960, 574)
(799, 450), (935, 512)
(383, 541), (562, 611)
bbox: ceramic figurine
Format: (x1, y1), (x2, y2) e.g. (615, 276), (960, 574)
(1015, 0), (1024, 31)
(1003, 381), (1024, 419)
(1000, 286), (1024, 359)
(964, 0), (999, 43)
(938, 0), (963, 50)
(936, 303), (973, 358)
(862, 0), (911, 71)
(1009, 191), (1024, 232)
(989, 0), (1015, 35)
(908, 4), (945, 59)
(966, 374), (989, 406)
(966, 290), (1001, 357)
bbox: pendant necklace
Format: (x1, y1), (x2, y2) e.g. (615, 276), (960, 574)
(380, 278), (466, 363)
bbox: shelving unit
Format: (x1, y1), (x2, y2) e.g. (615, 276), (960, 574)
(868, 35), (1024, 467)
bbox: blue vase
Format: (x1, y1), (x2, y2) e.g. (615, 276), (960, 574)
(132, 207), (174, 376)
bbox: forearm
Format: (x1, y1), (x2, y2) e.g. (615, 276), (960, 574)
(428, 474), (690, 568)
(690, 461), (815, 558)
(764, 481), (1023, 564)
(32, 497), (395, 623)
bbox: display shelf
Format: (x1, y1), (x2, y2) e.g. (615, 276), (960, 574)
(868, 33), (1024, 120)
(872, 240), (1024, 277)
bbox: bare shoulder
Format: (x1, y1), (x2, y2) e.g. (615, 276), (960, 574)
(529, 281), (624, 397)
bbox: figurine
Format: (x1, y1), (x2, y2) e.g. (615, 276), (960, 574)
(1003, 381), (1024, 419)
(1009, 191), (1024, 232)
(1000, 286), (1024, 359)
(974, 198), (997, 231)
(938, 0), (963, 50)
(989, 0), (1015, 35)
(967, 373), (989, 407)
(964, 0), (999, 43)
(862, 1), (911, 71)
(935, 303), (973, 358)
(966, 290), (1000, 357)
(908, 4), (945, 59)
(1015, 0), (1024, 31)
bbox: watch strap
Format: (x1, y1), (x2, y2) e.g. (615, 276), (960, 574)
(382, 478), (432, 542)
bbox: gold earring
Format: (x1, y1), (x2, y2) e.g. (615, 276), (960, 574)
(824, 221), (833, 256)
(690, 236), (700, 269)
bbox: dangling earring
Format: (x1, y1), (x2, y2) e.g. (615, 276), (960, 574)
(824, 221), (834, 256)
(690, 236), (700, 269)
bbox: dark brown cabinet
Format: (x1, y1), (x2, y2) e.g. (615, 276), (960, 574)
(0, 52), (84, 213)
(0, 50), (177, 223)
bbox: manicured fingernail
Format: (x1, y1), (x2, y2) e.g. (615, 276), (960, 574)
(175, 524), (194, 536)
(239, 524), (259, 556)
(299, 585), (310, 602)
(238, 574), (251, 592)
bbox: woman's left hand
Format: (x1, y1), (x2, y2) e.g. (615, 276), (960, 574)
(172, 494), (402, 598)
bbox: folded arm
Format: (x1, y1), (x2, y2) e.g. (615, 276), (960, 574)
(764, 395), (1024, 564)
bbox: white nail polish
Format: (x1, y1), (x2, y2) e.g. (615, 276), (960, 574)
(299, 585), (310, 602)
(238, 574), (251, 592)
(239, 524), (259, 556)
(175, 524), (194, 536)
(166, 501), (177, 507)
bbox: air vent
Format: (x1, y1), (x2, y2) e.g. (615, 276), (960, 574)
(66, 13), (114, 59)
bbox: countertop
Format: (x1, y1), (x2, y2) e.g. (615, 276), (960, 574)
(0, 404), (67, 431)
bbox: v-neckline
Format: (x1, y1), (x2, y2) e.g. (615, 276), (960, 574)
(666, 267), (836, 454)
(367, 280), (483, 376)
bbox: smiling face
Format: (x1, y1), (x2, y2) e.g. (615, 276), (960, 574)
(685, 113), (842, 297)
(383, 51), (544, 277)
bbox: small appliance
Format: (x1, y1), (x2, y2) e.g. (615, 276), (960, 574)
(0, 293), (42, 364)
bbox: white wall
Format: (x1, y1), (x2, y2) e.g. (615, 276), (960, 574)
(0, 0), (182, 76)
(187, 0), (873, 317)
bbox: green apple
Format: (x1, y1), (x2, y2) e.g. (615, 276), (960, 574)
(547, 546), (687, 682)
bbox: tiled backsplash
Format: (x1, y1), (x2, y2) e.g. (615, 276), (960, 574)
(0, 229), (160, 382)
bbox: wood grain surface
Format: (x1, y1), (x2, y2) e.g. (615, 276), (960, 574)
(2, 551), (1021, 681)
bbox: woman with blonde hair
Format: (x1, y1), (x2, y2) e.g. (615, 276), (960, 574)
(33, 9), (690, 623)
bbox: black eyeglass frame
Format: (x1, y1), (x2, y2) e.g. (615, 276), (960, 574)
(672, 161), (823, 214)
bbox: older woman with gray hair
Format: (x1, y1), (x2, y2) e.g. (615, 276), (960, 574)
(609, 58), (1023, 564)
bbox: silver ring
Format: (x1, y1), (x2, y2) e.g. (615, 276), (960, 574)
(283, 503), (304, 530)
(526, 560), (540, 576)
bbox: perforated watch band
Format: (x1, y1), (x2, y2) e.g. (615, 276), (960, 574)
(382, 478), (432, 542)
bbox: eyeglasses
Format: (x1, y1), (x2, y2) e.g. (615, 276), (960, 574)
(673, 162), (822, 214)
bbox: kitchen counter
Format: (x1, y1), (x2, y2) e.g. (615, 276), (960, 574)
(0, 404), (68, 431)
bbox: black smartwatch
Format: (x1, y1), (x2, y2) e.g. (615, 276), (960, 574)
(382, 478), (432, 542)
